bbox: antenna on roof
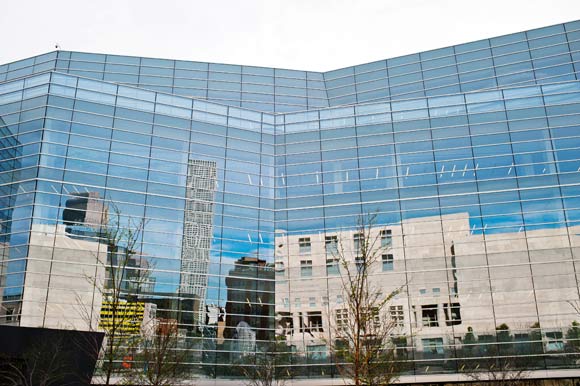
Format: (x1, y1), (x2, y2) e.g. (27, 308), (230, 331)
(55, 43), (61, 50)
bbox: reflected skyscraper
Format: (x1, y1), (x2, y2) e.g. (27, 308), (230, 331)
(1, 19), (580, 383)
(180, 159), (217, 325)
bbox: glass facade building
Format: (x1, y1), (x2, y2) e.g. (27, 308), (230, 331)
(1, 19), (580, 383)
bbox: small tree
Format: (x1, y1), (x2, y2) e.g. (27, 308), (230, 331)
(238, 340), (290, 386)
(74, 202), (149, 386)
(329, 214), (403, 386)
(495, 323), (513, 358)
(463, 326), (476, 347)
(100, 211), (147, 385)
(121, 319), (189, 386)
(462, 325), (530, 386)
(0, 333), (74, 386)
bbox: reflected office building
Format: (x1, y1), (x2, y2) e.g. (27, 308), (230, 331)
(62, 191), (108, 238)
(224, 256), (274, 361)
(2, 19), (580, 383)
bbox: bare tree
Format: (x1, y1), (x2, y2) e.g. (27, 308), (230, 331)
(121, 319), (189, 386)
(238, 340), (290, 386)
(460, 325), (531, 386)
(329, 214), (404, 386)
(0, 333), (75, 386)
(75, 202), (149, 386)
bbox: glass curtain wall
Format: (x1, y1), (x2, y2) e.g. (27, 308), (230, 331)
(0, 18), (579, 382)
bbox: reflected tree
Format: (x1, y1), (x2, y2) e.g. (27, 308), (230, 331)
(460, 324), (532, 386)
(237, 340), (291, 386)
(329, 214), (404, 386)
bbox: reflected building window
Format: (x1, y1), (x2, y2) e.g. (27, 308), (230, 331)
(335, 308), (348, 331)
(326, 258), (339, 275)
(443, 303), (461, 326)
(421, 304), (439, 327)
(308, 311), (323, 332)
(278, 312), (294, 336)
(380, 229), (392, 247)
(389, 305), (404, 328)
(355, 257), (364, 273)
(299, 237), (311, 254)
(382, 254), (394, 271)
(353, 232), (363, 254)
(300, 260), (313, 277)
(367, 307), (381, 330)
(325, 235), (338, 256)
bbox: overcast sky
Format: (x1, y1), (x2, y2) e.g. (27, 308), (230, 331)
(2, 0), (580, 72)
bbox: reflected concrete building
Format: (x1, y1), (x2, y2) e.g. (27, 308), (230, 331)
(1, 19), (580, 384)
(20, 191), (109, 330)
(275, 213), (580, 357)
(63, 192), (108, 237)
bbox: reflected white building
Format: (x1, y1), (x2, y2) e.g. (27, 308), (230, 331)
(275, 212), (580, 354)
(20, 191), (109, 330)
(180, 160), (217, 325)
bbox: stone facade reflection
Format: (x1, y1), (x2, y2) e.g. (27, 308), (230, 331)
(275, 213), (580, 360)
